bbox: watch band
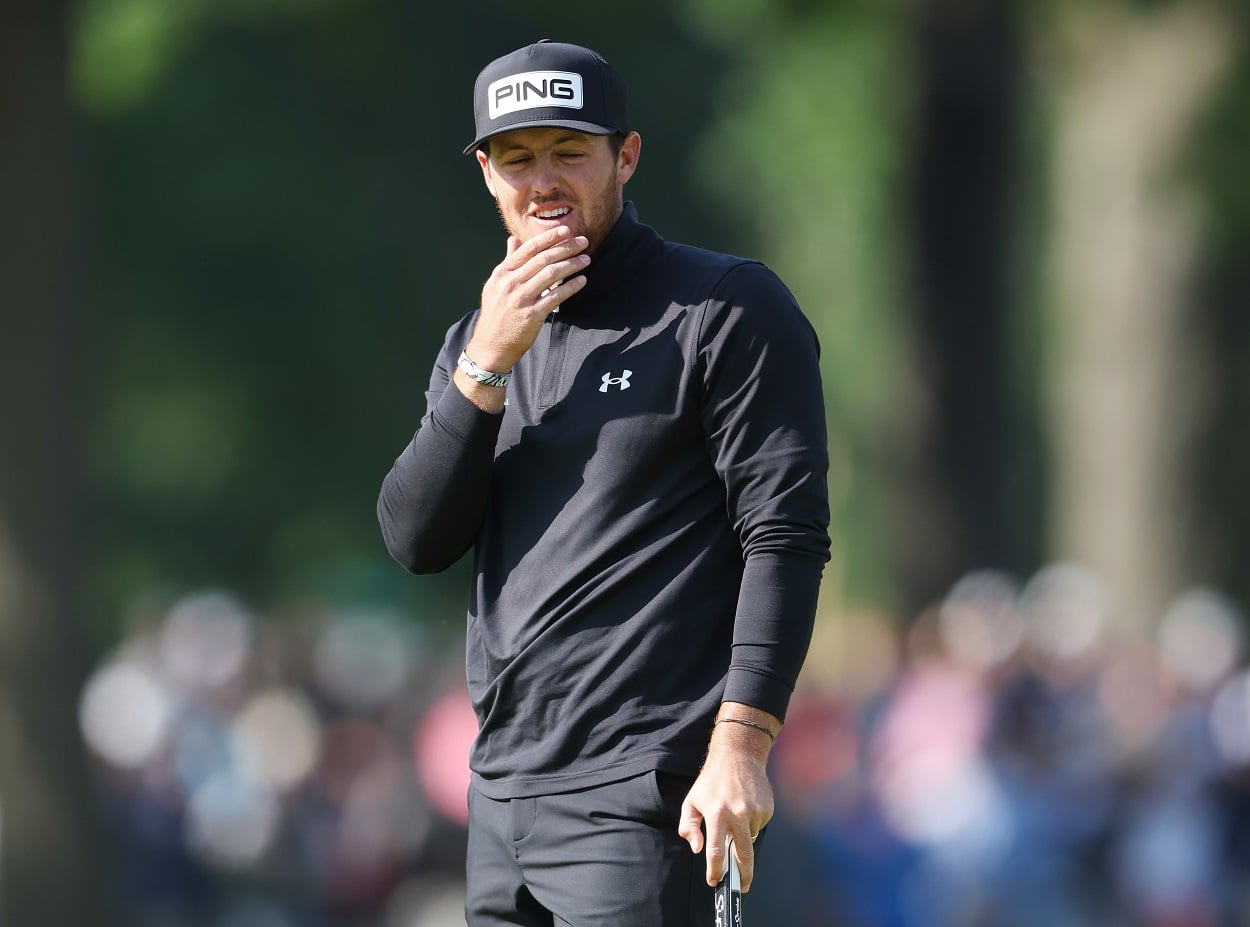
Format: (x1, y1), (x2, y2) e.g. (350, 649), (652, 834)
(457, 350), (512, 388)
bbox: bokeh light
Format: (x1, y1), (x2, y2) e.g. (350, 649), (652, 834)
(938, 569), (1024, 674)
(313, 608), (417, 711)
(160, 589), (255, 693)
(234, 687), (323, 792)
(80, 656), (173, 770)
(413, 686), (477, 826)
(1019, 563), (1110, 676)
(1158, 587), (1244, 693)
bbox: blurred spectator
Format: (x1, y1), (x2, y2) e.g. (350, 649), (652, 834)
(79, 567), (1250, 926)
(80, 589), (471, 926)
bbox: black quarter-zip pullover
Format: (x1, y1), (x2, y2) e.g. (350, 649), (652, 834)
(378, 203), (831, 798)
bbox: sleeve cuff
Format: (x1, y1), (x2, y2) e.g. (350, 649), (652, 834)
(433, 380), (506, 445)
(722, 665), (794, 723)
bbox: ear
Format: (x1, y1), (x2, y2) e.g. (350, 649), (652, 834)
(616, 132), (642, 186)
(476, 148), (498, 198)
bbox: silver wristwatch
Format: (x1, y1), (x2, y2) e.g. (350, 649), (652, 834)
(457, 350), (512, 388)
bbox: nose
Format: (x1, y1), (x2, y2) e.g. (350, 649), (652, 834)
(531, 154), (560, 195)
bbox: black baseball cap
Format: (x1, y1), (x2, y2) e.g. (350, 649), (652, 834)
(464, 40), (630, 155)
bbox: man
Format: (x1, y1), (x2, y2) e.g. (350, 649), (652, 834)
(378, 39), (830, 927)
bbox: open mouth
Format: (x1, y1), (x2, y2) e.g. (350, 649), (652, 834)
(534, 206), (572, 221)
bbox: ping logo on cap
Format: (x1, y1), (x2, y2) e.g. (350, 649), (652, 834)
(488, 70), (583, 119)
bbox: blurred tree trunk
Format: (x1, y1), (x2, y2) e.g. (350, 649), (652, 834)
(0, 1), (112, 924)
(901, 0), (1025, 612)
(1193, 51), (1250, 612)
(1041, 1), (1234, 627)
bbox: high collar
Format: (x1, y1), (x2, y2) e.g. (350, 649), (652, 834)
(557, 201), (662, 315)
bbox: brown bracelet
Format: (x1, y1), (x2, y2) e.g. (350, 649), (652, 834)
(715, 717), (777, 743)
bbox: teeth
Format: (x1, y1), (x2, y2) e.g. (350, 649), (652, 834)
(537, 208), (571, 219)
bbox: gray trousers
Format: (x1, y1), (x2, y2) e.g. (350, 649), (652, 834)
(465, 770), (713, 927)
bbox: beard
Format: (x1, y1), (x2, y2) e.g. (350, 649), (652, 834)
(495, 176), (623, 255)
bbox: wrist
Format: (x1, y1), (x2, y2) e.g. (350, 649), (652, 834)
(717, 702), (781, 739)
(711, 704), (780, 763)
(458, 349), (512, 388)
(708, 725), (772, 767)
(462, 338), (519, 375)
(714, 717), (776, 744)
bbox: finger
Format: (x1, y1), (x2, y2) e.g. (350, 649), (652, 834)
(493, 236), (588, 304)
(486, 235), (585, 309)
(733, 834), (757, 893)
(507, 226), (580, 269)
(704, 824), (727, 887)
(495, 229), (560, 276)
(535, 276), (587, 304)
(534, 254), (591, 296)
(515, 238), (589, 288)
(677, 798), (704, 854)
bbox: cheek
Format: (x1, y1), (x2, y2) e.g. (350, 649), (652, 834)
(488, 167), (525, 200)
(492, 186), (524, 214)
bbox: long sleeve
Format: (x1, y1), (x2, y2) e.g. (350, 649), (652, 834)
(378, 205), (833, 796)
(377, 318), (504, 574)
(697, 263), (831, 721)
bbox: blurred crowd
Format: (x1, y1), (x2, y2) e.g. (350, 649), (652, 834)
(79, 590), (475, 927)
(79, 563), (1250, 927)
(758, 564), (1250, 927)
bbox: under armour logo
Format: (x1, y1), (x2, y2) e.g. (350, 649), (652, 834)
(599, 370), (632, 392)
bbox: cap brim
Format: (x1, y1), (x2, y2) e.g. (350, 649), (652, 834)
(463, 118), (616, 155)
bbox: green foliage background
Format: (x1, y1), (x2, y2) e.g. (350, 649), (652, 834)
(72, 0), (740, 639)
(62, 0), (1250, 640)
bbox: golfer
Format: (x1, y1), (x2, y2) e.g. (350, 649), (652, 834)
(378, 39), (830, 927)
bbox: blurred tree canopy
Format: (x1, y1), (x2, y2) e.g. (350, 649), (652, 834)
(69, 0), (739, 639)
(49, 0), (1250, 637)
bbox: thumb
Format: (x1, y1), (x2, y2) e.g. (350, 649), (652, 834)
(678, 797), (704, 854)
(505, 235), (521, 255)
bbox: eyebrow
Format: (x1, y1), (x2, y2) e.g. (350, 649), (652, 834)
(495, 133), (593, 155)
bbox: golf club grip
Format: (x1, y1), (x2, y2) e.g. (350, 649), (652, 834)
(714, 840), (742, 927)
